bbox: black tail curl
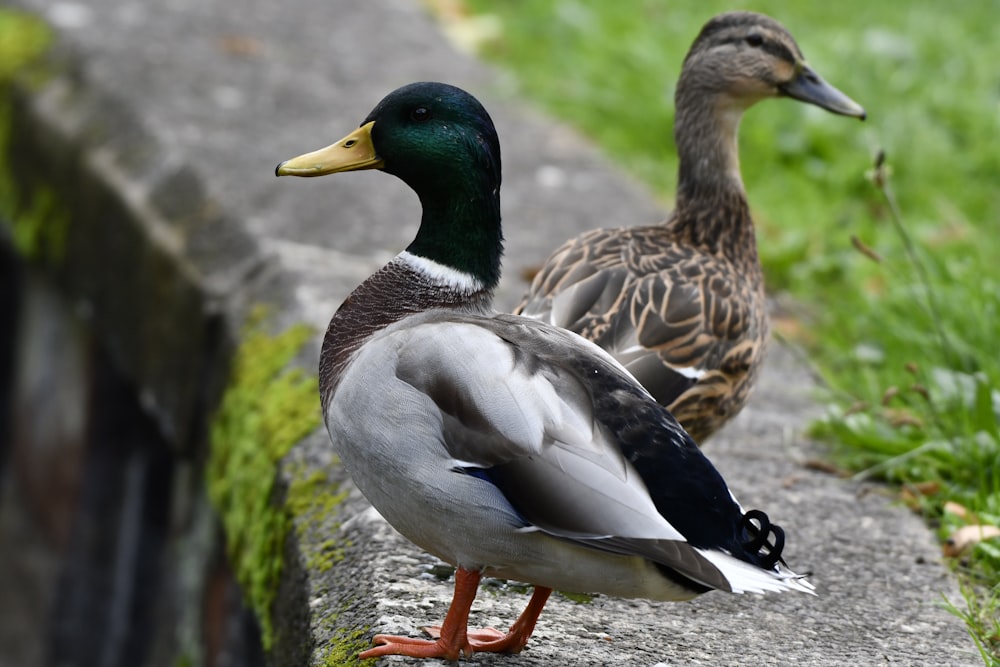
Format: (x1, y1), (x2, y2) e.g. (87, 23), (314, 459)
(739, 509), (785, 570)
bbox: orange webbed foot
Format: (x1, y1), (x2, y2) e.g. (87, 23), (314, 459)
(423, 624), (507, 643)
(358, 626), (529, 660)
(359, 634), (470, 660)
(355, 570), (553, 661)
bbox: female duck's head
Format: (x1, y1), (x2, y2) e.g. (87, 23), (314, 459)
(679, 12), (866, 118)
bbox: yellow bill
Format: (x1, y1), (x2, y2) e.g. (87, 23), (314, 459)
(275, 121), (384, 177)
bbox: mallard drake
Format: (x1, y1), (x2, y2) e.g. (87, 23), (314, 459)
(516, 12), (866, 443)
(276, 81), (813, 662)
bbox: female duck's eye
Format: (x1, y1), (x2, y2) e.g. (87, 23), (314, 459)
(410, 107), (431, 122)
(745, 33), (764, 47)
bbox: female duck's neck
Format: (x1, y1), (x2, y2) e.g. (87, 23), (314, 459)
(670, 91), (754, 252)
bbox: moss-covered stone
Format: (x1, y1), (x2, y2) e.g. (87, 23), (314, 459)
(1, 179), (70, 263)
(0, 9), (50, 81)
(556, 590), (596, 604)
(286, 467), (351, 573)
(0, 9), (65, 264)
(312, 600), (377, 667)
(206, 309), (321, 652)
(316, 626), (377, 667)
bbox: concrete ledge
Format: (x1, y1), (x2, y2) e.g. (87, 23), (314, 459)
(1, 1), (977, 665)
(5, 50), (259, 448)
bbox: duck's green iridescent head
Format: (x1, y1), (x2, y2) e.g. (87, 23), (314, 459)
(277, 81), (504, 289)
(364, 82), (502, 192)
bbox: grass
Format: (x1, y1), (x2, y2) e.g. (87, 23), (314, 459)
(437, 0), (1000, 661)
(813, 152), (1000, 660)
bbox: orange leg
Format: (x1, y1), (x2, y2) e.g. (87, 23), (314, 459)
(358, 568), (553, 660)
(468, 585), (552, 654)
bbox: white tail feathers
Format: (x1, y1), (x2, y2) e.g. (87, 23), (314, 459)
(698, 548), (816, 595)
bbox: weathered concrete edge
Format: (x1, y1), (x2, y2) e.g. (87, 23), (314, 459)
(1, 19), (330, 663)
(5, 45), (258, 449)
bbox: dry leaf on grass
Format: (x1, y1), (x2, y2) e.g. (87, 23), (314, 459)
(943, 524), (1000, 557)
(942, 501), (972, 521)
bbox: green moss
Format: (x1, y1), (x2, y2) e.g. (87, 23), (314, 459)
(0, 10), (65, 264)
(317, 626), (376, 667)
(557, 590), (596, 604)
(286, 467), (351, 573)
(314, 603), (376, 667)
(2, 181), (70, 262)
(206, 309), (321, 652)
(0, 9), (50, 80)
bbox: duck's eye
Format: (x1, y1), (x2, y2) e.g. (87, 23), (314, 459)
(745, 33), (764, 47)
(410, 107), (432, 122)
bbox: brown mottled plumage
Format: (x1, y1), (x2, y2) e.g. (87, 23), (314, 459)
(516, 12), (865, 442)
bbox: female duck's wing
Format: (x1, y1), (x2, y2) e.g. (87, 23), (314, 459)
(612, 238), (765, 442)
(515, 228), (632, 338)
(519, 226), (762, 441)
(517, 228), (720, 401)
(382, 312), (799, 593)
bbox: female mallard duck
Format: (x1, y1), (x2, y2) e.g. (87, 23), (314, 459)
(276, 81), (813, 662)
(516, 12), (866, 443)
